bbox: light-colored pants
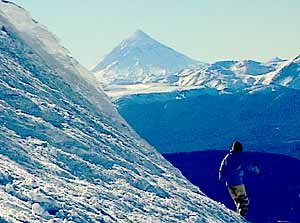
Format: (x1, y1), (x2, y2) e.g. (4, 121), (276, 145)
(228, 184), (249, 217)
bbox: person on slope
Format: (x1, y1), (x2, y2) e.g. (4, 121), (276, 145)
(218, 141), (260, 217)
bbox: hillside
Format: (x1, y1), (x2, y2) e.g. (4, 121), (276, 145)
(0, 1), (245, 222)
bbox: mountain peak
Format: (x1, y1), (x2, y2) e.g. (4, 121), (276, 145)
(92, 31), (202, 83)
(125, 29), (156, 45)
(133, 29), (148, 38)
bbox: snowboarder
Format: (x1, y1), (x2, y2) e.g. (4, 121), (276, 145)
(218, 141), (260, 217)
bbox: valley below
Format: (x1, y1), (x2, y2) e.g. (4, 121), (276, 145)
(164, 150), (300, 223)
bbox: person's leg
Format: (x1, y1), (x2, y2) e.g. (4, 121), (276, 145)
(228, 184), (249, 217)
(228, 186), (240, 212)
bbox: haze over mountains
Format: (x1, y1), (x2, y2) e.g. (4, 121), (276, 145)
(0, 1), (246, 222)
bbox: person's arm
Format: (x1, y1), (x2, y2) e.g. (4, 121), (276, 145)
(219, 155), (228, 182)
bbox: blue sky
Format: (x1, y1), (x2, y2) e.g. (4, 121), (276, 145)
(13, 0), (300, 69)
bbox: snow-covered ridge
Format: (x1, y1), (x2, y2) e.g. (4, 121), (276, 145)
(175, 56), (300, 92)
(0, 0), (117, 117)
(0, 0), (68, 56)
(0, 1), (245, 222)
(175, 59), (277, 90)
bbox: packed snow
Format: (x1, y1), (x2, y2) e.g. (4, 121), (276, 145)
(0, 1), (246, 222)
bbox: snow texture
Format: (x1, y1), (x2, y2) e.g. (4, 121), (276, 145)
(0, 1), (246, 222)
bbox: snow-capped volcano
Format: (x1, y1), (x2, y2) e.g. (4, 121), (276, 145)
(92, 30), (203, 86)
(0, 1), (245, 222)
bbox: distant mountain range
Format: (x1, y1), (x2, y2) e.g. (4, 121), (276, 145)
(92, 30), (299, 97)
(173, 54), (300, 93)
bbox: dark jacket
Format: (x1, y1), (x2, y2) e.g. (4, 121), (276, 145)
(219, 151), (259, 186)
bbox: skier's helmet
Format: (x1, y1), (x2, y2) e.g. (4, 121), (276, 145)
(231, 141), (243, 152)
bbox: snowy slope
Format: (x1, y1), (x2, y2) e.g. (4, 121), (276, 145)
(0, 1), (245, 222)
(92, 30), (204, 86)
(0, 0), (115, 117)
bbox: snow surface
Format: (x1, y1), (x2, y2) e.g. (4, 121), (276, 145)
(0, 0), (115, 118)
(0, 1), (246, 222)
